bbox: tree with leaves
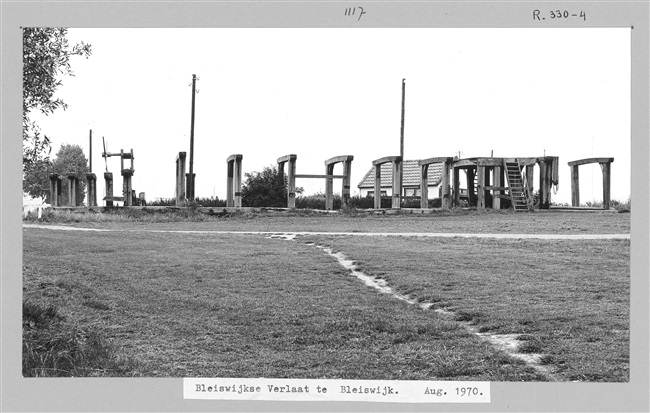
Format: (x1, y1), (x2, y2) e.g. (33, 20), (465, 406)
(241, 166), (305, 207)
(241, 166), (287, 207)
(23, 144), (88, 204)
(23, 27), (91, 169)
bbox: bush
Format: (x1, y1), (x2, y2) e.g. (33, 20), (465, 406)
(612, 196), (631, 213)
(148, 197), (227, 207)
(241, 166), (288, 207)
(294, 195), (447, 210)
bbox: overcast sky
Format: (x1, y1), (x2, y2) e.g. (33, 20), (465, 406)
(30, 28), (631, 205)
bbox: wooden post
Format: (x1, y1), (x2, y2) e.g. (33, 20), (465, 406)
(601, 162), (611, 210)
(493, 166), (501, 210)
(226, 159), (234, 207)
(49, 174), (60, 207)
(175, 152), (186, 206)
(185, 173), (195, 202)
(288, 157), (296, 209)
(467, 167), (475, 207)
(67, 175), (77, 206)
(104, 172), (113, 207)
(374, 163), (382, 209)
(545, 161), (553, 207)
(234, 156), (242, 208)
(477, 166), (485, 209)
(537, 161), (547, 208)
(420, 164), (429, 209)
(571, 165), (580, 207)
(188, 74), (197, 201)
(86, 173), (97, 207)
(342, 159), (352, 209)
(453, 166), (460, 207)
(122, 170), (133, 206)
(526, 164), (535, 210)
(392, 159), (402, 209)
(442, 161), (451, 209)
(325, 163), (334, 210)
(278, 162), (285, 187)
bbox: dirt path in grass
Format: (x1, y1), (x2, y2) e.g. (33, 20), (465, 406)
(269, 234), (562, 381)
(23, 224), (630, 239)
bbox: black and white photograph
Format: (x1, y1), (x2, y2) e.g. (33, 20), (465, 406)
(2, 1), (648, 412)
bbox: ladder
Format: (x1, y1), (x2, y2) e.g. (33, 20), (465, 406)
(504, 159), (528, 211)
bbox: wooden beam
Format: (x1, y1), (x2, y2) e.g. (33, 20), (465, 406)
(453, 167), (460, 207)
(539, 161), (548, 208)
(374, 164), (381, 209)
(342, 159), (352, 208)
(544, 160), (553, 207)
(324, 155), (354, 165)
(277, 154), (297, 164)
(568, 157), (615, 167)
(467, 167), (475, 207)
(325, 164), (334, 210)
(420, 164), (429, 209)
(392, 159), (402, 209)
(418, 156), (454, 166)
(234, 156), (243, 208)
(373, 155), (401, 166)
(526, 164), (534, 210)
(571, 165), (580, 207)
(477, 165), (485, 209)
(226, 154), (243, 163)
(226, 159), (234, 207)
(294, 174), (345, 179)
(442, 162), (451, 209)
(601, 162), (611, 210)
(452, 158), (478, 168)
(492, 166), (502, 210)
(287, 157), (296, 209)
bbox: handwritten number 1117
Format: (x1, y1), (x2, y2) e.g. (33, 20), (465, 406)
(345, 7), (366, 21)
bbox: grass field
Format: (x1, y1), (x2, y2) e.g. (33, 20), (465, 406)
(32, 207), (630, 234)
(22, 210), (630, 381)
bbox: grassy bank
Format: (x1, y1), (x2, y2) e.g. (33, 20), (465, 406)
(23, 208), (630, 234)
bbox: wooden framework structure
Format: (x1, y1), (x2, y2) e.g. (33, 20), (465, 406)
(277, 154), (354, 210)
(102, 148), (135, 206)
(372, 156), (402, 209)
(448, 156), (559, 211)
(419, 157), (454, 209)
(226, 154), (243, 208)
(568, 157), (614, 209)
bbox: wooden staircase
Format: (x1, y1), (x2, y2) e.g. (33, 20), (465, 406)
(504, 159), (528, 211)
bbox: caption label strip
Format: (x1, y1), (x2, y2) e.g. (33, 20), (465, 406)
(183, 378), (490, 403)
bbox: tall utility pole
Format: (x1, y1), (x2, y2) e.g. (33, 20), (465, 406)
(89, 129), (92, 173)
(400, 78), (406, 196)
(188, 74), (197, 200)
